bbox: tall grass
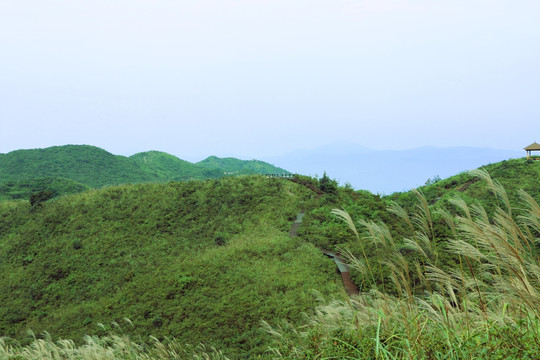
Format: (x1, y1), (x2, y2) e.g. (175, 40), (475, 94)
(270, 170), (540, 358)
(0, 331), (229, 360)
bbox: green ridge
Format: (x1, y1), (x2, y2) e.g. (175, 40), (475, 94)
(197, 155), (290, 175)
(389, 157), (540, 213)
(0, 145), (292, 200)
(0, 145), (155, 188)
(130, 151), (223, 181)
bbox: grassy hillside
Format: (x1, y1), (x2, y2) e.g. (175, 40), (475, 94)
(276, 158), (540, 358)
(0, 176), (342, 358)
(298, 158), (540, 252)
(130, 151), (224, 181)
(197, 156), (290, 175)
(299, 158), (540, 285)
(270, 176), (540, 358)
(0, 145), (156, 188)
(390, 157), (540, 214)
(3, 157), (538, 358)
(0, 177), (90, 201)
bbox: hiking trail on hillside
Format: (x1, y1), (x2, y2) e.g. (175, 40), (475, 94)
(289, 209), (359, 297)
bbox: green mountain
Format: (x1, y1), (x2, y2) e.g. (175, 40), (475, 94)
(130, 151), (223, 180)
(0, 145), (155, 188)
(0, 146), (291, 200)
(197, 155), (290, 175)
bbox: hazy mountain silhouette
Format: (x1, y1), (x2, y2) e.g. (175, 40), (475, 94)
(262, 144), (523, 194)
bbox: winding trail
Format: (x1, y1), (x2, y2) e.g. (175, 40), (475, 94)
(288, 209), (359, 297)
(320, 250), (359, 296)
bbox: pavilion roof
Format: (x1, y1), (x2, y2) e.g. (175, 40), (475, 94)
(524, 142), (540, 151)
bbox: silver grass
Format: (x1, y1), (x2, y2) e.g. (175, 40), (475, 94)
(447, 239), (487, 262)
(411, 189), (433, 239)
(435, 208), (456, 235)
(388, 201), (414, 232)
(449, 195), (472, 221)
(470, 169), (512, 216)
(331, 208), (359, 240)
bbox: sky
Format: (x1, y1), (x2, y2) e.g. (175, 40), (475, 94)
(1, 0), (539, 161)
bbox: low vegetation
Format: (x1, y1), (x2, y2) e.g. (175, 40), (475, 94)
(130, 151), (224, 181)
(0, 176), (342, 358)
(0, 177), (90, 201)
(1, 157), (539, 359)
(197, 156), (290, 176)
(268, 168), (540, 358)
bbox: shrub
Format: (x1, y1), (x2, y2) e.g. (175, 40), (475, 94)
(29, 190), (53, 207)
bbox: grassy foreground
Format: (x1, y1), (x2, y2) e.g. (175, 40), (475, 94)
(3, 162), (540, 358)
(268, 170), (540, 358)
(0, 333), (230, 360)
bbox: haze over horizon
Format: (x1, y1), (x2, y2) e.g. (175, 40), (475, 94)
(1, 1), (539, 161)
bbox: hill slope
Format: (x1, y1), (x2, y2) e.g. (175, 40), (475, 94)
(0, 145), (155, 188)
(297, 157), (540, 292)
(130, 151), (223, 180)
(197, 155), (290, 175)
(0, 177), (90, 201)
(390, 157), (540, 213)
(0, 176), (340, 357)
(1, 158), (539, 358)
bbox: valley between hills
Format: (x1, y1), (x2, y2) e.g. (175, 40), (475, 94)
(1, 145), (539, 359)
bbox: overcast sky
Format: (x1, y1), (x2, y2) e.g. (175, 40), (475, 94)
(1, 0), (539, 161)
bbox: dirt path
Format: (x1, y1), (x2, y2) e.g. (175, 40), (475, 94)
(321, 250), (359, 296)
(289, 210), (359, 297)
(288, 211), (305, 237)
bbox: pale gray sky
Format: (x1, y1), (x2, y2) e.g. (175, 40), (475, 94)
(1, 0), (539, 161)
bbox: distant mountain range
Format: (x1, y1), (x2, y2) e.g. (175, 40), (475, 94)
(1, 144), (528, 198)
(0, 145), (289, 200)
(262, 144), (525, 194)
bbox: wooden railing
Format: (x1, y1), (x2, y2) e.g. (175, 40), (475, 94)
(264, 173), (295, 178)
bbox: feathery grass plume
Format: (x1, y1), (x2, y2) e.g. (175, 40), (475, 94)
(470, 169), (512, 216)
(516, 190), (540, 256)
(260, 320), (304, 358)
(337, 245), (366, 272)
(435, 208), (456, 235)
(332, 207), (376, 284)
(425, 265), (460, 291)
(393, 252), (413, 299)
(357, 218), (391, 248)
(401, 237), (430, 260)
(279, 177), (540, 358)
(403, 232), (437, 265)
(470, 202), (490, 224)
(448, 195), (472, 221)
(331, 208), (360, 240)
(518, 189), (540, 227)
(388, 201), (414, 232)
(446, 239), (487, 263)
(0, 333), (230, 360)
(412, 189), (434, 240)
(380, 256), (412, 298)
